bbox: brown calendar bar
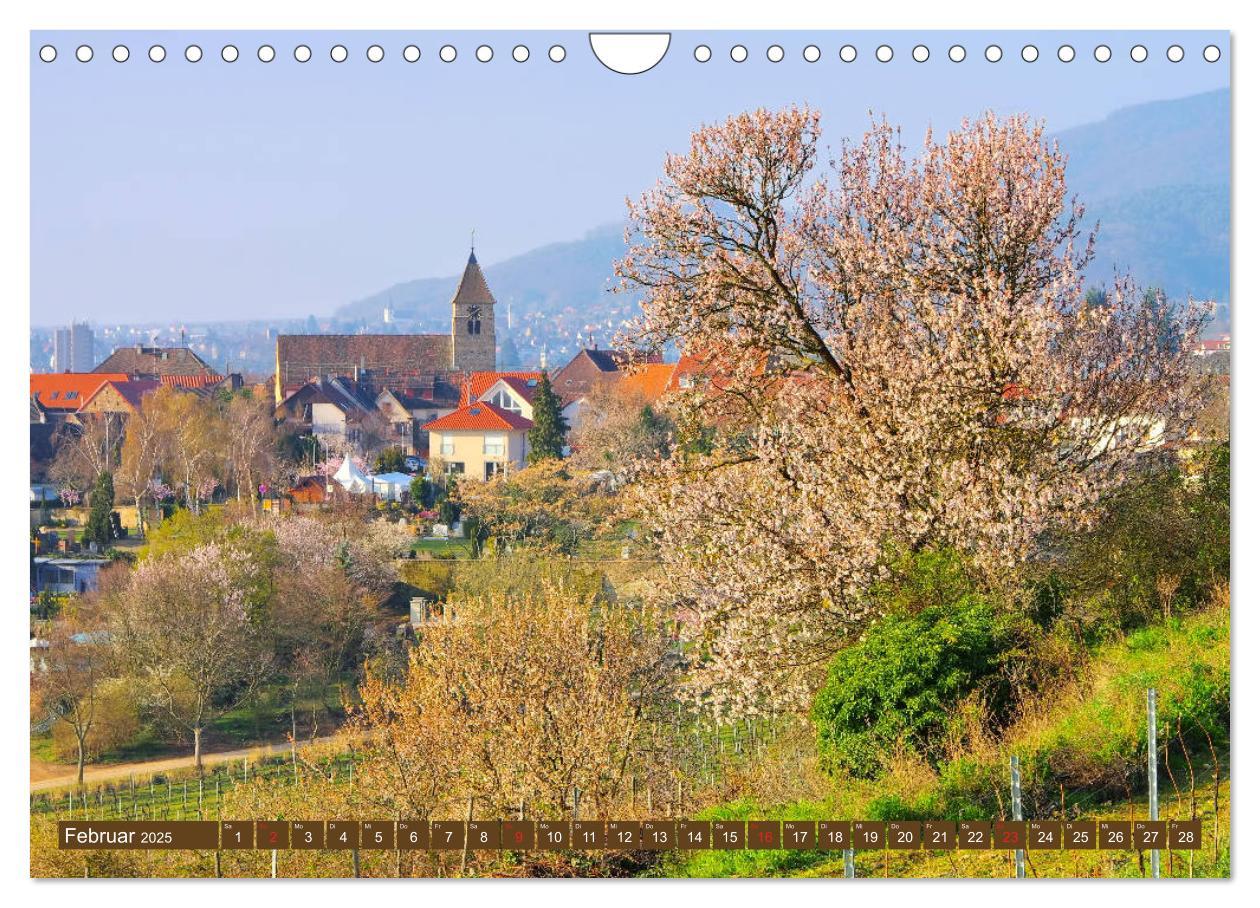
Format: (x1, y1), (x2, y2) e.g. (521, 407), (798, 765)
(56, 818), (1187, 851)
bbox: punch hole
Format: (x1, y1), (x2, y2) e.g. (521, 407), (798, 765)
(439, 45), (457, 62)
(1094, 45), (1111, 63)
(985, 45), (1002, 62)
(39, 45), (57, 63)
(876, 45), (893, 62)
(694, 45), (711, 63)
(476, 45), (493, 63)
(185, 45), (202, 63)
(295, 45), (312, 63)
(258, 45), (275, 63)
(221, 45), (238, 63)
(803, 45), (821, 63)
(331, 45), (349, 63)
(512, 45), (529, 62)
(148, 45), (165, 63)
(588, 33), (668, 73)
(730, 45), (748, 62)
(548, 45), (566, 63)
(912, 45), (929, 63)
(1058, 45), (1075, 63)
(76, 45), (93, 62)
(1204, 45), (1221, 62)
(112, 45), (129, 63)
(1130, 45), (1148, 62)
(1167, 45), (1184, 62)
(767, 45), (784, 62)
(948, 45), (965, 62)
(839, 45), (857, 63)
(367, 45), (385, 63)
(1021, 45), (1038, 63)
(404, 45), (421, 63)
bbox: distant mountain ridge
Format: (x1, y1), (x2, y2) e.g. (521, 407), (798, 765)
(337, 89), (1229, 334)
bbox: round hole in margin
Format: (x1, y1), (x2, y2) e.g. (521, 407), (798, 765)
(1094, 45), (1112, 63)
(694, 44), (711, 63)
(948, 45), (965, 62)
(1130, 45), (1148, 63)
(39, 45), (57, 63)
(1166, 45), (1184, 63)
(367, 45), (385, 63)
(148, 45), (166, 63)
(912, 45), (929, 63)
(476, 45), (493, 63)
(294, 44), (312, 63)
(730, 44), (748, 62)
(439, 45), (456, 62)
(512, 45), (528, 62)
(548, 44), (566, 63)
(185, 44), (203, 63)
(840, 45), (857, 63)
(876, 44), (893, 62)
(258, 45), (275, 63)
(985, 44), (1002, 63)
(403, 45), (421, 63)
(112, 45), (129, 63)
(1057, 45), (1075, 63)
(767, 45), (784, 62)
(803, 45), (821, 63)
(1021, 45), (1038, 63)
(1204, 45), (1221, 63)
(221, 45), (239, 63)
(330, 44), (349, 63)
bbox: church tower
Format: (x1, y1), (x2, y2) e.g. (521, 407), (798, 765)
(449, 245), (497, 372)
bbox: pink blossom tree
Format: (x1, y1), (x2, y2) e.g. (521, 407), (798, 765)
(617, 107), (1208, 715)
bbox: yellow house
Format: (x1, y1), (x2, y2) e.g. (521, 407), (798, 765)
(422, 402), (533, 481)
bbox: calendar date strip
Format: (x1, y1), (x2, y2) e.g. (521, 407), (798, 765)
(58, 819), (1204, 852)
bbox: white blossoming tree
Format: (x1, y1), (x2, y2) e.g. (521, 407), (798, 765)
(617, 107), (1208, 715)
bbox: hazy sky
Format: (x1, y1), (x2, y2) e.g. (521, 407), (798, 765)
(31, 29), (1229, 326)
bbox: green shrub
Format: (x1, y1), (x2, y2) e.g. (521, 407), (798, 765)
(812, 549), (1011, 779)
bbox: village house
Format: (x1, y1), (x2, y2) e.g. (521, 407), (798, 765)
(422, 401), (533, 481)
(77, 379), (162, 417)
(551, 344), (666, 431)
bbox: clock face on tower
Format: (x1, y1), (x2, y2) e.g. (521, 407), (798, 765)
(467, 306), (482, 335)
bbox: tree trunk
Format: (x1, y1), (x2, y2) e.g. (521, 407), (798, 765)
(76, 733), (87, 786)
(194, 725), (204, 776)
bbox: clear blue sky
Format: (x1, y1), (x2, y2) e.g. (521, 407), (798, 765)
(31, 29), (1229, 325)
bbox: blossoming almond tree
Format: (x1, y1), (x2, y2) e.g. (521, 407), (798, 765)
(616, 107), (1208, 716)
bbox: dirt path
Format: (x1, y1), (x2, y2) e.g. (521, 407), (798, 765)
(31, 736), (338, 793)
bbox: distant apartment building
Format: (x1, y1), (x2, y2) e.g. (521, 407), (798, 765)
(52, 322), (94, 372)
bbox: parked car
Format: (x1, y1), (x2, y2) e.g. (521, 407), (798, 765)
(404, 455), (425, 474)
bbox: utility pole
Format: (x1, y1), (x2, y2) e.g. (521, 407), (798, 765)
(1011, 755), (1025, 879)
(1148, 688), (1160, 879)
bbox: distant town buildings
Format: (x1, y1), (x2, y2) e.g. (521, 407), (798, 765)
(52, 322), (94, 372)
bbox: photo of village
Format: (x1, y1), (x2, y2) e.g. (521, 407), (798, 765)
(28, 33), (1230, 879)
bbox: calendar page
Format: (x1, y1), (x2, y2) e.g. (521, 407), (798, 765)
(25, 21), (1231, 884)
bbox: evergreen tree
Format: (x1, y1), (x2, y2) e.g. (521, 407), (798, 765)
(83, 471), (115, 550)
(527, 374), (568, 463)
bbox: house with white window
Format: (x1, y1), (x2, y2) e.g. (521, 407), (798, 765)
(422, 402), (533, 481)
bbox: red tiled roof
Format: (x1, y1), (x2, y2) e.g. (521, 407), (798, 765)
(462, 370), (544, 404)
(422, 401), (533, 432)
(619, 362), (676, 403)
(29, 373), (128, 410)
